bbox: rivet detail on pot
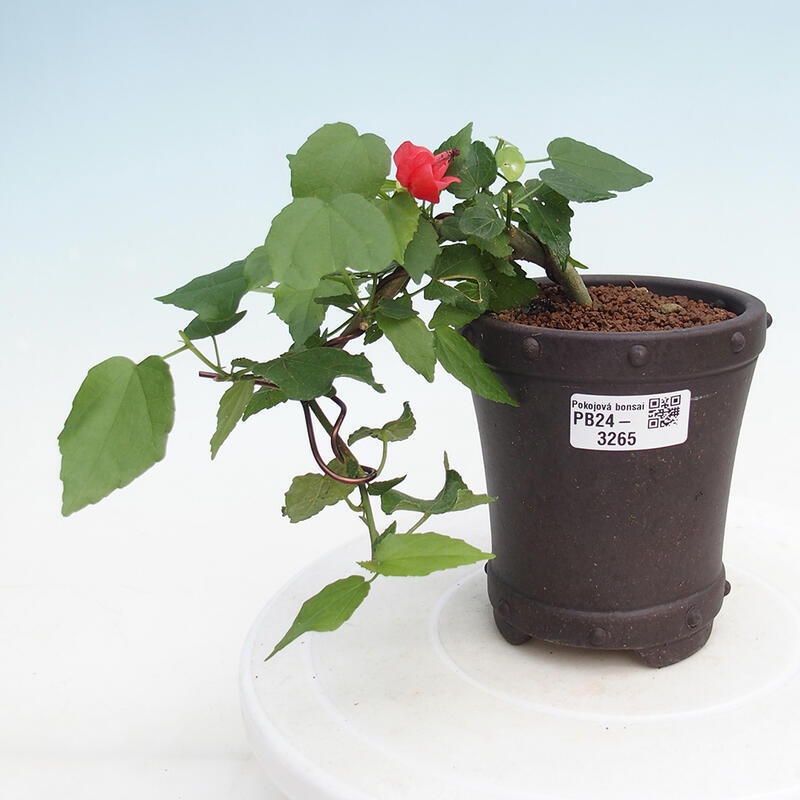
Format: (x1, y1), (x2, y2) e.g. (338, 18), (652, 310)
(686, 607), (703, 629)
(521, 336), (541, 361)
(589, 627), (609, 647)
(730, 331), (746, 353)
(627, 344), (650, 367)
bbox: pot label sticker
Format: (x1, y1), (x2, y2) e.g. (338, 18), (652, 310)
(569, 390), (691, 451)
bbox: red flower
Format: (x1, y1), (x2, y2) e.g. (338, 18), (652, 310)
(393, 141), (460, 203)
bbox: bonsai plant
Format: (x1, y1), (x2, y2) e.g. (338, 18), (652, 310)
(61, 121), (763, 663)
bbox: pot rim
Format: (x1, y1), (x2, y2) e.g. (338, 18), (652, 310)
(466, 274), (769, 381)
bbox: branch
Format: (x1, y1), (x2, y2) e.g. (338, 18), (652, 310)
(506, 226), (593, 307)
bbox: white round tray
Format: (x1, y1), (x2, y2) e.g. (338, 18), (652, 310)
(240, 502), (800, 799)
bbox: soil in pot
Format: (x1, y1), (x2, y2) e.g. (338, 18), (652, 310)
(497, 283), (737, 332)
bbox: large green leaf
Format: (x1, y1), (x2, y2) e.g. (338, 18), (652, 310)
(434, 325), (517, 406)
(264, 195), (396, 291)
(375, 309), (436, 382)
(239, 348), (384, 401)
(210, 381), (254, 459)
(359, 531), (493, 577)
(266, 576), (371, 660)
(288, 122), (390, 201)
(155, 260), (247, 321)
(59, 356), (174, 515)
(542, 137), (653, 201)
(282, 472), (355, 523)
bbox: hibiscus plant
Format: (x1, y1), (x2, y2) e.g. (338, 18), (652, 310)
(59, 122), (651, 658)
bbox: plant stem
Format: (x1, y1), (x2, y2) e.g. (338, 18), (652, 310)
(162, 344), (189, 360)
(405, 512), (431, 536)
(359, 485), (380, 547)
(178, 331), (229, 374)
(506, 226), (593, 306)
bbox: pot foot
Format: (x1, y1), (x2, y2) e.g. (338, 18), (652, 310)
(636, 622), (714, 668)
(492, 609), (533, 645)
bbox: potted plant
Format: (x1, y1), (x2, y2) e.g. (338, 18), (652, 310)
(59, 121), (768, 665)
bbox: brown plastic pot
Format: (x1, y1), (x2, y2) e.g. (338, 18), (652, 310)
(464, 275), (769, 667)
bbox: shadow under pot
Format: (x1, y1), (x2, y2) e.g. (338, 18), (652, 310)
(464, 275), (769, 668)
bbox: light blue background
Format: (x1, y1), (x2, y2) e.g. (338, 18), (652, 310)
(2, 2), (798, 797)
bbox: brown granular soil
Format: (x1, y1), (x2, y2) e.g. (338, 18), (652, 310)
(495, 284), (737, 332)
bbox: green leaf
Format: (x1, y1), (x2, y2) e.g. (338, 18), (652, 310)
(376, 295), (416, 320)
(429, 302), (482, 329)
(242, 385), (288, 419)
(282, 472), (355, 523)
(210, 381), (254, 459)
(542, 137), (653, 201)
(183, 310), (247, 340)
(264, 195), (396, 291)
(359, 531), (493, 577)
(425, 243), (491, 313)
(373, 191), (421, 263)
(538, 167), (615, 202)
(375, 310), (436, 382)
(288, 122), (390, 201)
(272, 281), (333, 346)
(448, 140), (497, 199)
(366, 475), (406, 496)
(266, 575), (371, 660)
(424, 280), (486, 320)
(59, 356), (175, 515)
(402, 218), (440, 283)
(380, 455), (493, 516)
(430, 243), (490, 285)
(438, 123), (473, 155)
(433, 325), (517, 406)
(486, 267), (540, 312)
(447, 203), (511, 259)
(243, 244), (272, 289)
(517, 183), (573, 267)
(244, 348), (384, 400)
(348, 401), (416, 445)
(156, 260), (247, 321)
(437, 213), (467, 244)
(458, 193), (505, 240)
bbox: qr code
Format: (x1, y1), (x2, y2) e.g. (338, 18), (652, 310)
(648, 394), (682, 428)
